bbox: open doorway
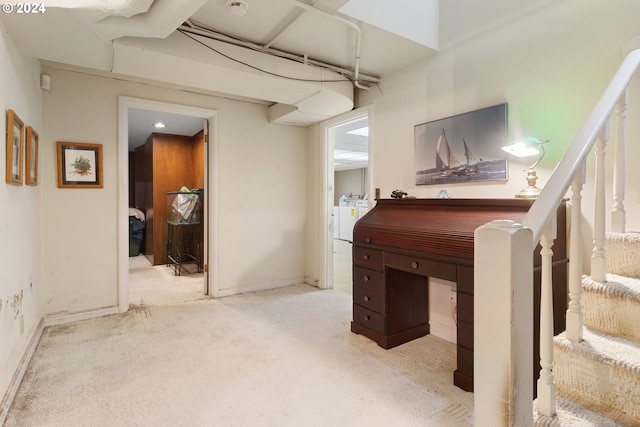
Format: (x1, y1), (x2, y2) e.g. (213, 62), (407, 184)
(117, 97), (219, 312)
(321, 106), (371, 295)
(127, 108), (206, 305)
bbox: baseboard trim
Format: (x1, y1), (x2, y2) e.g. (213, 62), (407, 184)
(429, 321), (457, 344)
(217, 278), (306, 298)
(0, 318), (45, 426)
(43, 306), (120, 327)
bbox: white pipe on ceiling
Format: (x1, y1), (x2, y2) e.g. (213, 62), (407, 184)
(287, 0), (368, 90)
(179, 21), (380, 85)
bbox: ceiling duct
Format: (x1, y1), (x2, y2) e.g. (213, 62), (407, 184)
(111, 33), (354, 126)
(59, 0), (208, 40)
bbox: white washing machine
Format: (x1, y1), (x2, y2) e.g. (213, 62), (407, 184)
(339, 206), (358, 241)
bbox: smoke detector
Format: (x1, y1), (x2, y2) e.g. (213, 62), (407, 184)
(226, 0), (249, 16)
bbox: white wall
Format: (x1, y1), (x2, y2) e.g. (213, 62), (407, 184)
(334, 168), (367, 206)
(0, 21), (43, 407)
(359, 0), (640, 233)
(306, 0), (640, 339)
(40, 66), (308, 314)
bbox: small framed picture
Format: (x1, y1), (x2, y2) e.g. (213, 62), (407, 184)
(26, 126), (39, 186)
(56, 141), (103, 188)
(5, 109), (24, 185)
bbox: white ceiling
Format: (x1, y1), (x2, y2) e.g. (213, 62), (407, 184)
(2, 0), (556, 165)
(128, 109), (205, 150)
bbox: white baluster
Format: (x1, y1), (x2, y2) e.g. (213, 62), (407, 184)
(612, 90), (627, 233)
(537, 221), (556, 416)
(566, 164), (585, 342)
(591, 125), (609, 283)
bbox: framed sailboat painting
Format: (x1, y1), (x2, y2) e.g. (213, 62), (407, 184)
(414, 103), (508, 185)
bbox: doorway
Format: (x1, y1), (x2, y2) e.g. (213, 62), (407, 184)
(127, 109), (205, 305)
(117, 96), (219, 312)
(321, 106), (371, 294)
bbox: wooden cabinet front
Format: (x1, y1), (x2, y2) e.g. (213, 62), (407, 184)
(350, 198), (568, 394)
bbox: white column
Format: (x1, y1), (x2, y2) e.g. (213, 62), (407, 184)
(565, 165), (585, 342)
(474, 220), (533, 427)
(537, 222), (557, 416)
(591, 125), (609, 283)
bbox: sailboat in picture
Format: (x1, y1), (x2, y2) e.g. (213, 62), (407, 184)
(451, 139), (478, 175)
(435, 130), (452, 175)
(435, 131), (478, 176)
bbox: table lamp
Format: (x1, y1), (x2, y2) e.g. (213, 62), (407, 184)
(501, 137), (549, 199)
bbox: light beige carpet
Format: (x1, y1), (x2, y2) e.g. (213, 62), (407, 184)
(128, 254), (205, 306)
(4, 284), (473, 426)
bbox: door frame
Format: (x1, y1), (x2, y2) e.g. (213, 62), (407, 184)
(117, 96), (219, 312)
(319, 105), (372, 290)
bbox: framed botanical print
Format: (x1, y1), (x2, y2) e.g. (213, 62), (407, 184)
(5, 109), (24, 185)
(26, 126), (39, 186)
(56, 141), (103, 188)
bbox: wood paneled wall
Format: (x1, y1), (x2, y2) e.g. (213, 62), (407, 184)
(133, 132), (205, 265)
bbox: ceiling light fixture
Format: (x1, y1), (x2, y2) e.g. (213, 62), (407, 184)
(153, 122), (166, 128)
(226, 0), (249, 17)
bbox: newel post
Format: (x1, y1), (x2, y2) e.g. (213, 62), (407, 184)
(474, 220), (533, 427)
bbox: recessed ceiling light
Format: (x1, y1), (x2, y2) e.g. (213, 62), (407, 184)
(226, 0), (249, 16)
(153, 122), (166, 128)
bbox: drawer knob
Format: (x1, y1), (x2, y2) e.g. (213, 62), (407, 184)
(412, 262), (418, 269)
(363, 275), (369, 282)
(364, 315), (370, 322)
(365, 237), (371, 243)
(363, 295), (370, 302)
(363, 254), (369, 261)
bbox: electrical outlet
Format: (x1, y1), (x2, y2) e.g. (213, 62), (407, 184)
(449, 289), (457, 304)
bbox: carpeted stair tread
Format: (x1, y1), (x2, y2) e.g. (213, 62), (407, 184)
(582, 273), (640, 341)
(533, 396), (627, 426)
(553, 328), (640, 426)
(606, 231), (640, 278)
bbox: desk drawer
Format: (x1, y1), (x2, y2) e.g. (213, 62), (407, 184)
(353, 266), (385, 293)
(353, 285), (385, 314)
(353, 246), (384, 272)
(353, 304), (385, 335)
(385, 253), (456, 281)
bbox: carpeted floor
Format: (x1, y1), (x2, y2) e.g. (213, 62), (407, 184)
(128, 254), (205, 306)
(4, 284), (473, 426)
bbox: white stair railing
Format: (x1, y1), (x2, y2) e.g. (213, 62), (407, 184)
(565, 165), (585, 342)
(612, 90), (628, 233)
(474, 47), (640, 427)
(591, 126), (609, 283)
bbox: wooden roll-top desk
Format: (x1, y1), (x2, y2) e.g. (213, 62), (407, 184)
(351, 198), (567, 392)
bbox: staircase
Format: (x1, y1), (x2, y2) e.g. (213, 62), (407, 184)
(473, 44), (640, 426)
(533, 232), (640, 426)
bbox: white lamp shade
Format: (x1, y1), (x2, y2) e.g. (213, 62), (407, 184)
(502, 137), (547, 157)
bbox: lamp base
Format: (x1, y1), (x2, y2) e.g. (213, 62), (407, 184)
(515, 168), (542, 199)
(515, 185), (542, 199)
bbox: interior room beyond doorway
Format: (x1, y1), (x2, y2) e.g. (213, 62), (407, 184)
(331, 115), (369, 295)
(127, 106), (206, 305)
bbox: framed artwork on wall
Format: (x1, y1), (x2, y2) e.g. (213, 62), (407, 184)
(56, 141), (103, 188)
(26, 126), (39, 186)
(5, 109), (24, 185)
(414, 103), (508, 186)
